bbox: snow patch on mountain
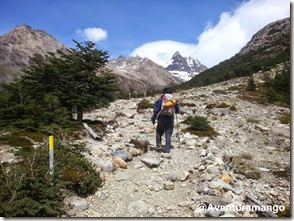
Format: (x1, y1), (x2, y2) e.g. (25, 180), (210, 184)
(165, 51), (207, 82)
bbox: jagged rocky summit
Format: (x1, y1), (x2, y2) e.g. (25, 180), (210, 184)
(165, 51), (207, 82)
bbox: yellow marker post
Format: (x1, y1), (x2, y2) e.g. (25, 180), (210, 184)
(49, 136), (54, 175)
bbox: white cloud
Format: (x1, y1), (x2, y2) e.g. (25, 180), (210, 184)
(76, 27), (108, 43)
(130, 0), (289, 67)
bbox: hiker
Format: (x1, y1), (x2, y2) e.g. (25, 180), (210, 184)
(151, 88), (180, 153)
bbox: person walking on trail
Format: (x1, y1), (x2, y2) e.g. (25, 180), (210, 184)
(151, 88), (180, 153)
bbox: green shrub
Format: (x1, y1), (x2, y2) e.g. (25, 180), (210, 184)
(229, 106), (237, 111)
(265, 66), (290, 105)
(183, 116), (209, 131)
(0, 135), (33, 150)
(0, 150), (63, 217)
(0, 141), (101, 217)
(137, 99), (153, 110)
(55, 143), (101, 196)
(279, 114), (290, 124)
(182, 116), (217, 137)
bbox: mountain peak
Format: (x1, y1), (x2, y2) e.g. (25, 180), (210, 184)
(165, 52), (207, 81)
(0, 25), (67, 83)
(173, 51), (181, 57)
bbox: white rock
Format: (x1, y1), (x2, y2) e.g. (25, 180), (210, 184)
(70, 198), (89, 213)
(164, 181), (175, 190)
(206, 165), (220, 176)
(209, 179), (234, 191)
(198, 165), (205, 171)
(259, 167), (271, 172)
(128, 200), (149, 216)
(255, 124), (269, 132)
(93, 158), (116, 173)
(141, 157), (162, 168)
(178, 171), (190, 181)
(200, 150), (207, 157)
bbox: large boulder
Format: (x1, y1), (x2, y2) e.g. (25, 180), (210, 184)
(93, 158), (116, 172)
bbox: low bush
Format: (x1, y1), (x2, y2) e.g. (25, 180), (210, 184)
(137, 99), (153, 111)
(182, 116), (217, 137)
(232, 153), (261, 179)
(279, 114), (290, 124)
(0, 141), (101, 217)
(213, 89), (227, 95)
(180, 102), (196, 107)
(246, 118), (260, 123)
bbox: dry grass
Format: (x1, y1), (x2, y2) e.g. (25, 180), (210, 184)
(246, 117), (260, 123)
(232, 153), (261, 179)
(279, 113), (290, 124)
(182, 126), (217, 137)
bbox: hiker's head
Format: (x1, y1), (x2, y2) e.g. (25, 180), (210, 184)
(163, 88), (172, 94)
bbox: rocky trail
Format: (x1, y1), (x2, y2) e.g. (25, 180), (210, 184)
(66, 76), (290, 217)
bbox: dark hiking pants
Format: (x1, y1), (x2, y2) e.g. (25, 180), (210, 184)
(156, 115), (174, 153)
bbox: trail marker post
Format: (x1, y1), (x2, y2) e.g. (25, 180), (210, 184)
(49, 135), (54, 175)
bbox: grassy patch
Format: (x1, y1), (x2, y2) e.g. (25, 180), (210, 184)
(0, 135), (33, 150)
(237, 88), (268, 105)
(217, 103), (231, 108)
(213, 89), (227, 95)
(137, 99), (153, 111)
(229, 106), (237, 111)
(206, 102), (236, 110)
(279, 113), (290, 124)
(277, 206), (291, 217)
(273, 164), (290, 180)
(180, 102), (196, 107)
(246, 118), (260, 123)
(232, 153), (261, 179)
(228, 86), (240, 91)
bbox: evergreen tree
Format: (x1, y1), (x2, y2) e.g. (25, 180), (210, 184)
(0, 40), (118, 128)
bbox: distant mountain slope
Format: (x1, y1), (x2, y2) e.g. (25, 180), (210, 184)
(175, 17), (290, 90)
(165, 51), (207, 81)
(0, 25), (68, 83)
(105, 56), (182, 93)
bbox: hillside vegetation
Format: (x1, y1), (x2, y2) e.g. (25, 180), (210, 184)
(174, 18), (290, 106)
(0, 41), (117, 216)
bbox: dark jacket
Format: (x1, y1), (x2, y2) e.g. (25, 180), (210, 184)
(153, 95), (180, 116)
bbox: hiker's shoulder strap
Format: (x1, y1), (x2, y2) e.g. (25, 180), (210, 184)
(153, 96), (163, 114)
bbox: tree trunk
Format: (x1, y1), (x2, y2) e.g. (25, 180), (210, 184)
(77, 105), (83, 122)
(67, 105), (73, 120)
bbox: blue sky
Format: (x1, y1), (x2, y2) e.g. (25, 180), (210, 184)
(0, 0), (290, 66)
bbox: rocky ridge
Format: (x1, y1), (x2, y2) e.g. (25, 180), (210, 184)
(238, 17), (290, 55)
(61, 75), (290, 217)
(165, 51), (207, 82)
(0, 24), (67, 83)
(105, 55), (181, 93)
